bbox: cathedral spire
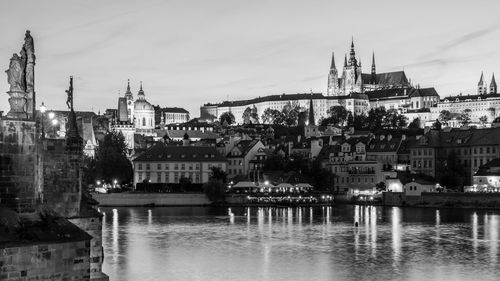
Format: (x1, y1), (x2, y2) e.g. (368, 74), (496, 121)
(344, 54), (347, 67)
(349, 37), (356, 65)
(371, 51), (377, 84)
(371, 52), (376, 74)
(330, 52), (336, 70)
(478, 71), (484, 86)
(127, 79), (131, 92)
(490, 73), (497, 94)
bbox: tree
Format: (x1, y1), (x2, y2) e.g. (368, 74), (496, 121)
(220, 111), (235, 125)
(326, 105), (349, 127)
(203, 166), (228, 203)
(261, 108), (282, 125)
(209, 166), (228, 183)
(459, 109), (471, 126)
(408, 118), (421, 129)
(432, 119), (442, 130)
(282, 102), (301, 126)
(376, 182), (387, 192)
(353, 113), (368, 130)
(242, 107), (252, 124)
(92, 131), (133, 184)
(439, 110), (451, 126)
(250, 105), (259, 124)
(384, 109), (407, 129)
(367, 107), (386, 131)
(297, 111), (308, 126)
(203, 180), (226, 203)
(479, 115), (488, 126)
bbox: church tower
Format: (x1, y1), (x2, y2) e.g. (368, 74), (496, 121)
(327, 52), (339, 96)
(478, 72), (487, 95)
(490, 73), (497, 94)
(124, 79), (134, 122)
(342, 39), (363, 94)
(371, 52), (377, 84)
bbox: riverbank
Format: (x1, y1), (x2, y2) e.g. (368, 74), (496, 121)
(92, 193), (211, 207)
(92, 193), (335, 207)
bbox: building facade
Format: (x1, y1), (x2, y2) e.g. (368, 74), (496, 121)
(133, 142), (227, 186)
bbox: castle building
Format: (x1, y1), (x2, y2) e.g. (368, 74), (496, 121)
(432, 72), (500, 125)
(111, 80), (156, 149)
(327, 40), (410, 96)
(200, 39), (437, 125)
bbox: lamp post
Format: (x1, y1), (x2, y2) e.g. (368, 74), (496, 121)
(39, 102), (46, 139)
(51, 118), (58, 138)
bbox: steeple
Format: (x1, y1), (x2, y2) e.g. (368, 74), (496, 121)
(490, 73), (497, 94)
(349, 37), (357, 66)
(344, 54), (347, 67)
(478, 71), (487, 95)
(371, 52), (377, 84)
(330, 52), (336, 71)
(478, 71), (484, 86)
(124, 78), (133, 100)
(308, 97), (315, 126)
(137, 81), (145, 100)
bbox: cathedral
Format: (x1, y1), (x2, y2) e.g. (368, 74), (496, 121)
(327, 39), (410, 96)
(111, 80), (156, 149)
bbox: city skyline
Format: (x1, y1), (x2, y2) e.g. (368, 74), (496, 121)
(2, 0), (500, 116)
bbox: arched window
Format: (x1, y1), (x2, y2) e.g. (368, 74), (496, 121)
(142, 117), (146, 126)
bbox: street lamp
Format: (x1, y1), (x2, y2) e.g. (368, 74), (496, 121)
(39, 102), (46, 139)
(51, 118), (58, 137)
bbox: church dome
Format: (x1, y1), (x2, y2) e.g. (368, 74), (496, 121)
(133, 81), (153, 111)
(134, 99), (153, 110)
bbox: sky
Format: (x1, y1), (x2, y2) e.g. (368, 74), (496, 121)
(1, 0), (500, 117)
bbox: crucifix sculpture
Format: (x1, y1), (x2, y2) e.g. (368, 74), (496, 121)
(66, 76), (74, 111)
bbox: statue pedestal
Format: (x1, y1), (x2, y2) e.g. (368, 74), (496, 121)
(6, 90), (28, 119)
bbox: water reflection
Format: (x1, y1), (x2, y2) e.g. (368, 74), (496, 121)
(100, 206), (500, 281)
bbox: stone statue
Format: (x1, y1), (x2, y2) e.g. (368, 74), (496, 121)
(23, 30), (35, 93)
(66, 76), (73, 111)
(6, 53), (25, 92)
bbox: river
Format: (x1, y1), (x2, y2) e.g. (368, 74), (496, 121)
(99, 205), (500, 281)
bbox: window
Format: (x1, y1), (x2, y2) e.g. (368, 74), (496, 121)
(181, 163), (185, 170)
(195, 163), (200, 170)
(189, 164), (193, 170)
(195, 173), (200, 183)
(174, 163), (179, 170)
(142, 117), (146, 126)
(157, 163), (161, 170)
(480, 147), (483, 154)
(146, 163), (150, 170)
(174, 172), (179, 182)
(146, 172), (150, 180)
(487, 147), (491, 154)
(165, 173), (170, 182)
(138, 163), (142, 170)
(138, 173), (142, 181)
(157, 173), (161, 183)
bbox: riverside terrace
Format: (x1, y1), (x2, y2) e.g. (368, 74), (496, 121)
(226, 181), (334, 206)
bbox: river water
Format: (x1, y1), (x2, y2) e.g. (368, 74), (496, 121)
(100, 206), (500, 281)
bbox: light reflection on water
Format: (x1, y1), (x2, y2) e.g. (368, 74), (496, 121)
(100, 206), (500, 281)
